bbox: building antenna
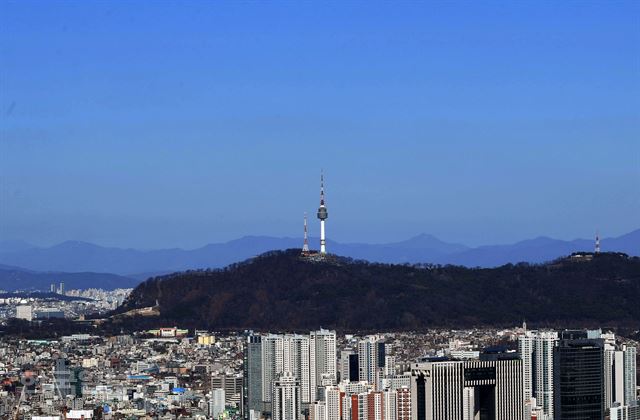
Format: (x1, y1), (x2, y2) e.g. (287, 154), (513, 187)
(302, 212), (310, 253)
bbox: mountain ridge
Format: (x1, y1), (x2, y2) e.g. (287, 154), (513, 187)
(0, 229), (637, 275)
(116, 250), (640, 330)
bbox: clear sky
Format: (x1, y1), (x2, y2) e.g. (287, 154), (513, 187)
(1, 1), (639, 249)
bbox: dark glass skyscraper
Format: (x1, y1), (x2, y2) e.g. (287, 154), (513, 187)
(553, 333), (604, 420)
(243, 335), (263, 418)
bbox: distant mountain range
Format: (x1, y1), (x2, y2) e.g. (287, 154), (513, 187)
(0, 229), (638, 277)
(0, 264), (138, 292)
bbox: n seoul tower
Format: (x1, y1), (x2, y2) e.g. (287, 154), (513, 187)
(317, 171), (328, 254)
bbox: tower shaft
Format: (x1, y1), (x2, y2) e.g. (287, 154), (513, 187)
(317, 171), (328, 254)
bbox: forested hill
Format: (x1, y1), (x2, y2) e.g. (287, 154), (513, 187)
(117, 250), (640, 330)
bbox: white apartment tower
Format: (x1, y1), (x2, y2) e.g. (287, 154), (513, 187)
(518, 330), (557, 418)
(358, 336), (385, 388)
(310, 329), (337, 401)
(623, 345), (637, 407)
(325, 386), (342, 420)
(605, 342), (638, 409)
(261, 334), (311, 406)
(273, 372), (301, 420)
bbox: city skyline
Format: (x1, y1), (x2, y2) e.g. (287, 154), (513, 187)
(2, 1), (639, 249)
(1, 1), (639, 419)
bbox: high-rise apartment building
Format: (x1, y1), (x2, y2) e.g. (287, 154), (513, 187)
(358, 336), (385, 389)
(261, 334), (311, 409)
(622, 345), (637, 407)
(325, 386), (343, 420)
(340, 350), (359, 383)
(273, 372), (302, 420)
(310, 329), (337, 401)
(518, 330), (557, 418)
(396, 387), (411, 420)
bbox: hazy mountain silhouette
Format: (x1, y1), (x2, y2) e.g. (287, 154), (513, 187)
(0, 266), (137, 291)
(0, 230), (637, 276)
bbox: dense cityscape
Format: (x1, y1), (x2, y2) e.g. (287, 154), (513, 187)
(0, 323), (638, 419)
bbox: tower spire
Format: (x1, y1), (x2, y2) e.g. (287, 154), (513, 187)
(595, 231), (600, 254)
(302, 213), (309, 253)
(320, 170), (325, 205)
(317, 170), (328, 254)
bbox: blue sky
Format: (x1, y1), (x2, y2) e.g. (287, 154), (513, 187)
(1, 1), (639, 249)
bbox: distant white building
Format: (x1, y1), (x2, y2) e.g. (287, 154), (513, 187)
(16, 305), (33, 321)
(210, 388), (225, 418)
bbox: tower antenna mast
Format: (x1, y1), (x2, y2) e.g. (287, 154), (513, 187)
(302, 213), (310, 253)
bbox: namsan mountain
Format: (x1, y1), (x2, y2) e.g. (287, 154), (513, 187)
(116, 249), (640, 331)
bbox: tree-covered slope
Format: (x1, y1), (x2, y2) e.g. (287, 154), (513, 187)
(118, 250), (640, 330)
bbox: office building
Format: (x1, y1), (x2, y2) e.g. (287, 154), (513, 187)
(410, 358), (524, 420)
(553, 333), (604, 419)
(54, 358), (73, 398)
(211, 372), (242, 406)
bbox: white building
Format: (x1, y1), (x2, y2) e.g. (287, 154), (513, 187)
(358, 336), (384, 389)
(262, 334), (311, 406)
(605, 342), (638, 409)
(16, 305), (33, 321)
(410, 359), (524, 420)
(384, 389), (398, 420)
(210, 388), (226, 418)
(518, 330), (557, 418)
(310, 329), (337, 402)
(273, 372), (301, 420)
(325, 386), (342, 420)
(309, 401), (326, 420)
(622, 345), (637, 406)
